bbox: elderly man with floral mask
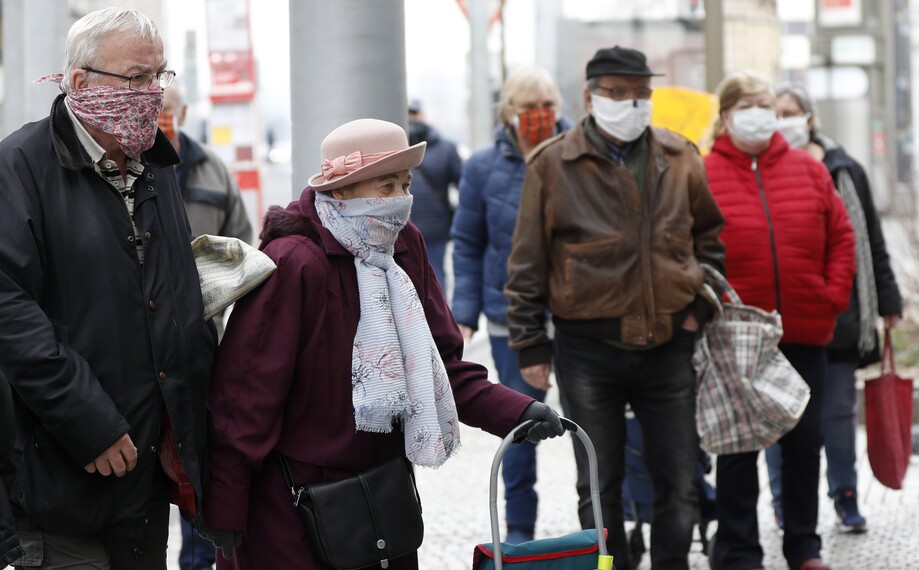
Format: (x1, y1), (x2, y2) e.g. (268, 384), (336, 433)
(703, 71), (856, 570)
(0, 8), (217, 570)
(505, 46), (726, 570)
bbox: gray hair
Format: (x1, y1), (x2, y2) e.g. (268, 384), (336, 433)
(775, 81), (819, 132)
(62, 8), (160, 92)
(497, 66), (562, 127)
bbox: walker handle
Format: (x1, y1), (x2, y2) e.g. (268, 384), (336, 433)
(489, 417), (608, 570)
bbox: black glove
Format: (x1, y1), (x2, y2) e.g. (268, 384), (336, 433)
(518, 402), (565, 443)
(201, 527), (244, 560)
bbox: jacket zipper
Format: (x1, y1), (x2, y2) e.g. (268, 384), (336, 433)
(751, 156), (782, 313)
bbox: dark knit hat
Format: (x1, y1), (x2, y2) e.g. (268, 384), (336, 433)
(586, 46), (664, 79)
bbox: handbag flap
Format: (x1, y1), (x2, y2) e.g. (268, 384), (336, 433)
(305, 456), (423, 569)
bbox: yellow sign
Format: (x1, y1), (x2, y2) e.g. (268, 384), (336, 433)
(651, 86), (718, 154)
(211, 126), (233, 145)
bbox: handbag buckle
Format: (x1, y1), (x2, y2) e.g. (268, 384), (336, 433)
(293, 486), (305, 507)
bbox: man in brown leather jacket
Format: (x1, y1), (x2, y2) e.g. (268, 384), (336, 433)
(505, 46), (726, 570)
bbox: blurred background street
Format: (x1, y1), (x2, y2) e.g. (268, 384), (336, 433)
(165, 326), (919, 569)
(3, 1), (919, 568)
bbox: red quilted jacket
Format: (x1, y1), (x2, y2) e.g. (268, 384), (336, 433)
(704, 133), (855, 345)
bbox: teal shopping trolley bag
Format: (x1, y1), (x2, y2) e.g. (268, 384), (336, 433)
(472, 418), (613, 570)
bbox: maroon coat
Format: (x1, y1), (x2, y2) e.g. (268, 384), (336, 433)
(203, 188), (533, 569)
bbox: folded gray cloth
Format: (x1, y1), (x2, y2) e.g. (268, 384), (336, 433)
(192, 235), (277, 321)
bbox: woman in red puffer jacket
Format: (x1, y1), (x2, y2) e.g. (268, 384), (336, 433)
(703, 70), (855, 570)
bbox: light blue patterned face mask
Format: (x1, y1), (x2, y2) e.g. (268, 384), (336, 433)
(315, 193), (413, 263)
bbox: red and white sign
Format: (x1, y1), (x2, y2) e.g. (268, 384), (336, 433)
(206, 0), (256, 103)
(205, 0), (263, 221)
(817, 0), (862, 27)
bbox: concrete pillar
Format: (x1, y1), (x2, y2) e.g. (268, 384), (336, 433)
(703, 0), (724, 92)
(2, 0), (69, 137)
(468, 0), (492, 152)
(289, 0), (407, 198)
(535, 0), (563, 78)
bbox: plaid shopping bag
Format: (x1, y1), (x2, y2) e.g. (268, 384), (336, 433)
(692, 266), (811, 455)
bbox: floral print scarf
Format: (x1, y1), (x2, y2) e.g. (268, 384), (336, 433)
(314, 192), (460, 468)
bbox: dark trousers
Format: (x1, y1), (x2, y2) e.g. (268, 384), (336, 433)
(713, 343), (826, 570)
(179, 518), (216, 570)
(490, 335), (547, 531)
(14, 497), (170, 570)
(554, 329), (700, 570)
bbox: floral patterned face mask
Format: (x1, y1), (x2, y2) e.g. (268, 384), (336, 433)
(67, 85), (164, 159)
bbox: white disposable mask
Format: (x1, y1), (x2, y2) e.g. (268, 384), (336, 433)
(590, 94), (652, 143)
(728, 107), (777, 148)
(776, 114), (811, 149)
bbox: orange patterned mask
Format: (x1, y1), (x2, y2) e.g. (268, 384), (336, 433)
(516, 107), (556, 147)
(157, 111), (177, 141)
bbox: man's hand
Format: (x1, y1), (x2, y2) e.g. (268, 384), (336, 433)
(84, 433), (137, 477)
(884, 315), (901, 330)
(458, 324), (475, 343)
(521, 363), (551, 390)
(682, 314), (700, 333)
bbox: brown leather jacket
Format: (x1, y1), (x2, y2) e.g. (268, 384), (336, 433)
(506, 119), (726, 366)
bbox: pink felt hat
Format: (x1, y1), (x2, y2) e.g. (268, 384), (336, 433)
(307, 118), (426, 192)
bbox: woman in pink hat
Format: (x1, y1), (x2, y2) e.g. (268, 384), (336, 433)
(199, 118), (565, 569)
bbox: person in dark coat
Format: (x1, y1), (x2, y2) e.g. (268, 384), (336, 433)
(160, 84), (255, 570)
(764, 82), (902, 534)
(200, 118), (565, 569)
(452, 66), (570, 544)
(407, 100), (463, 291)
(0, 374), (22, 568)
(0, 7), (216, 570)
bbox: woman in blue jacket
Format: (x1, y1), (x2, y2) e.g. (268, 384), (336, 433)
(452, 66), (570, 544)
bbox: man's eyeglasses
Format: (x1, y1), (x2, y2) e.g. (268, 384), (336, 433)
(592, 85), (653, 101)
(82, 67), (176, 90)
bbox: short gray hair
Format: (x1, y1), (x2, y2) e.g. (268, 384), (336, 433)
(774, 81), (819, 133)
(62, 8), (160, 93)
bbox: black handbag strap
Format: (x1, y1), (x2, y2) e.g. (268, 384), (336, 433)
(277, 453), (303, 505)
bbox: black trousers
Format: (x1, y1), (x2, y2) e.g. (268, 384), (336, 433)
(713, 343), (826, 570)
(554, 329), (701, 570)
(15, 469), (170, 570)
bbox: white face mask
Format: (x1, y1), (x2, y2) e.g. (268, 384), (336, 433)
(776, 114), (811, 149)
(590, 94), (652, 143)
(728, 107), (777, 148)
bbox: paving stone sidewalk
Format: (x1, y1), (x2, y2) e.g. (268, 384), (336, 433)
(167, 331), (919, 569)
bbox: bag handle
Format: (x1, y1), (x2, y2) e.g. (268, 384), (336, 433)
(881, 327), (896, 375)
(700, 264), (743, 305)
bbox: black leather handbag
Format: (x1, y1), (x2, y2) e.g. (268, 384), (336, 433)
(278, 454), (424, 569)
